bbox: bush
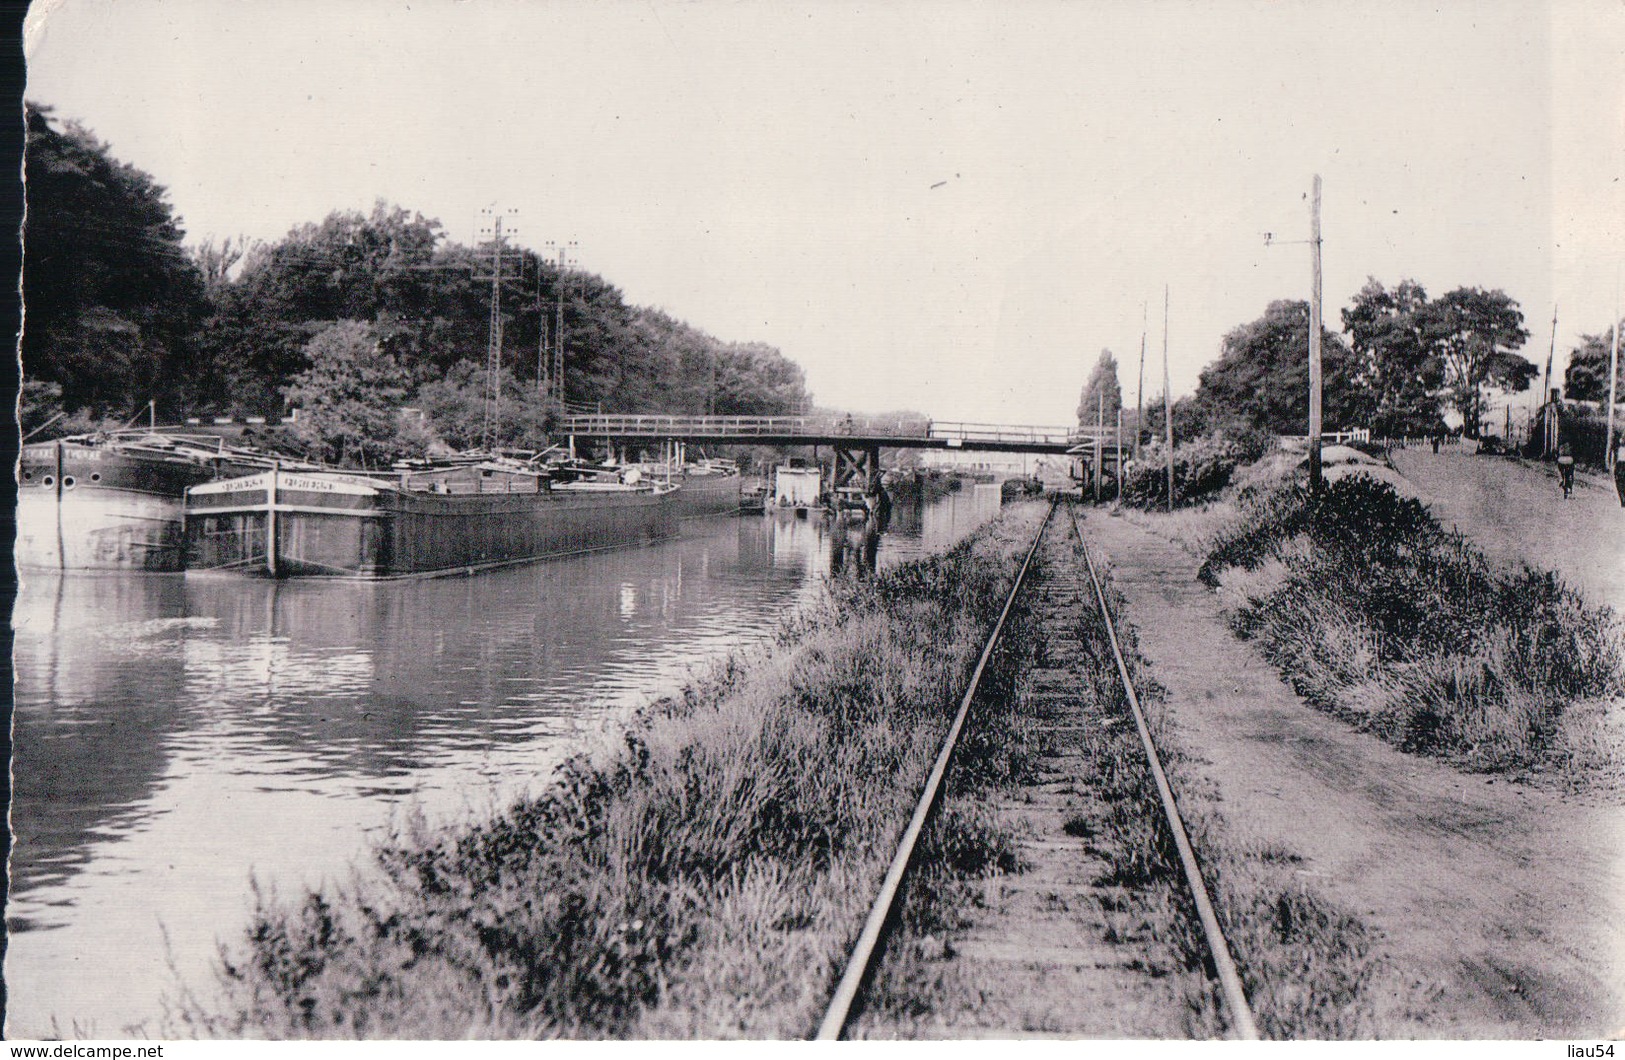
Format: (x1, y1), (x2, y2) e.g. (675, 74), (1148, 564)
(1121, 433), (1264, 510)
(1202, 474), (1625, 775)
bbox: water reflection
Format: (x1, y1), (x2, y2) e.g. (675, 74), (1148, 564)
(5, 487), (1000, 1037)
(10, 577), (194, 911)
(882, 482), (1004, 565)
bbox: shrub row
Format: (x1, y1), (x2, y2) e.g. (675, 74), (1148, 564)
(1120, 432), (1271, 511)
(1201, 475), (1624, 775)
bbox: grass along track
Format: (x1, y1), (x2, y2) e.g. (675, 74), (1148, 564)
(847, 501), (1380, 1039)
(178, 495), (1384, 1039)
(177, 504), (1049, 1039)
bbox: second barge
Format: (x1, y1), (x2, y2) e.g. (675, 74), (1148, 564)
(184, 462), (679, 579)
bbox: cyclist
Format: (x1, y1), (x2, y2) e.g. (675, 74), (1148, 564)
(1556, 442), (1575, 500)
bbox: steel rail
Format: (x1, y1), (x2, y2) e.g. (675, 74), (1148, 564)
(815, 496), (1059, 1041)
(1063, 502), (1261, 1040)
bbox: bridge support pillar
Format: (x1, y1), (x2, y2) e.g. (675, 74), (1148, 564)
(832, 444), (881, 496)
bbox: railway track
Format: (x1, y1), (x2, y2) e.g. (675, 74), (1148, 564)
(816, 497), (1260, 1040)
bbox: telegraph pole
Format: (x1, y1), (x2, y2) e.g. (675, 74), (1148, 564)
(1608, 277), (1620, 470)
(1136, 302), (1146, 463)
(536, 283), (549, 401)
(547, 242), (578, 410)
(1163, 285), (1173, 513)
(1542, 305), (1561, 455)
(1541, 304), (1559, 404)
(1115, 406), (1124, 503)
(1094, 389), (1104, 503)
(475, 209), (520, 451)
(1308, 175), (1324, 493)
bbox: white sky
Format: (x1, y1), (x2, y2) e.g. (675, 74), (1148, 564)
(22, 0), (1625, 425)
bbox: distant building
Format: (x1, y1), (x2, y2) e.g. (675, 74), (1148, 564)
(917, 449), (1033, 475)
(774, 465), (822, 507)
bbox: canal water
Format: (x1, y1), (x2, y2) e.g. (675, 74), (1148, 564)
(5, 483), (1003, 1038)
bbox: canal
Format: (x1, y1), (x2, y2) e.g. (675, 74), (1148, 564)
(5, 483), (1003, 1038)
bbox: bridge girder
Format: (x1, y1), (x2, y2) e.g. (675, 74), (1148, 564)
(831, 444), (882, 495)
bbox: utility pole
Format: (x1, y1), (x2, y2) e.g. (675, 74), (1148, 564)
(546, 241), (578, 411)
(1540, 305), (1566, 455)
(1094, 389), (1104, 503)
(475, 208), (522, 451)
(1543, 305), (1562, 456)
(1135, 302), (1146, 463)
(536, 283), (549, 401)
(1163, 285), (1173, 513)
(1115, 406), (1123, 503)
(1308, 174), (1324, 493)
(1541, 303), (1559, 405)
(1608, 277), (1620, 471)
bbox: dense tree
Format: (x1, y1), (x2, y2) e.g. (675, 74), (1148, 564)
(20, 380), (67, 438)
(1193, 300), (1367, 435)
(24, 111), (811, 437)
(199, 203), (500, 412)
(416, 360), (555, 452)
(1563, 326), (1624, 403)
(193, 234), (251, 295)
(283, 321), (425, 467)
(1425, 287), (1534, 437)
(22, 102), (207, 416)
(1342, 278), (1445, 435)
(1141, 394), (1205, 447)
(1076, 349), (1122, 427)
(714, 342), (808, 416)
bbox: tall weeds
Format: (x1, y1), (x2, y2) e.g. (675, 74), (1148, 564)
(1203, 475), (1625, 778)
(177, 507), (1047, 1039)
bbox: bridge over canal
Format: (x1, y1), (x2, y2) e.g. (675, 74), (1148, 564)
(562, 413), (1124, 495)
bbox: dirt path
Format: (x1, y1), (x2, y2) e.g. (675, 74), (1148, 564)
(1390, 449), (1625, 614)
(1085, 509), (1625, 1038)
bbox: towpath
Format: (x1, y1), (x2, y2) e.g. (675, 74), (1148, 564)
(1084, 509), (1625, 1038)
(1389, 448), (1625, 614)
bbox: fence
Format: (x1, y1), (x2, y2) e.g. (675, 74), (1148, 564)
(1277, 429), (1371, 446)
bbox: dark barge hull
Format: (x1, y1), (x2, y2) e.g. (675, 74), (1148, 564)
(671, 469), (742, 519)
(18, 440), (230, 571)
(185, 470), (679, 579)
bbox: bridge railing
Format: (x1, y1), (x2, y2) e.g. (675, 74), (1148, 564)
(563, 414), (938, 437)
(563, 414), (830, 437)
(930, 420), (1101, 446)
(561, 413), (1111, 446)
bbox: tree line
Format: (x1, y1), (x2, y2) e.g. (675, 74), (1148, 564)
(1080, 283), (1622, 443)
(22, 104), (811, 461)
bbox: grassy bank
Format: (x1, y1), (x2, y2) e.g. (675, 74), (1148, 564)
(175, 505), (1047, 1039)
(846, 522), (1382, 1038)
(1200, 475), (1625, 780)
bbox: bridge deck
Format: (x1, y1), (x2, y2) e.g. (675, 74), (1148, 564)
(562, 414), (1115, 455)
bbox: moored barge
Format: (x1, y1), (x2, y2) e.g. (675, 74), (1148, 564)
(17, 432), (297, 572)
(670, 462), (743, 518)
(618, 460), (742, 518)
(184, 462), (679, 579)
